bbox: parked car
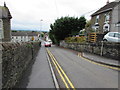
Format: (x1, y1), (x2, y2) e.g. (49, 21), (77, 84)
(103, 32), (120, 42)
(44, 42), (51, 47)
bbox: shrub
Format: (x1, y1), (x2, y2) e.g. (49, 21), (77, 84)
(65, 36), (86, 43)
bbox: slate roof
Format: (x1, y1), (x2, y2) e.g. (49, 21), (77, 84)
(11, 32), (28, 36)
(27, 32), (38, 36)
(91, 2), (118, 16)
(11, 32), (38, 36)
(0, 5), (12, 19)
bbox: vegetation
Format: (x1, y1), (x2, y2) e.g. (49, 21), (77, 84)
(49, 16), (86, 45)
(65, 36), (86, 43)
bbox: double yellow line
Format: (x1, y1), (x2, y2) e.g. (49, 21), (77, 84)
(46, 48), (75, 90)
(78, 53), (120, 71)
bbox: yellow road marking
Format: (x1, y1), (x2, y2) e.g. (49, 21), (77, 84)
(78, 53), (120, 71)
(48, 50), (75, 89)
(47, 49), (69, 89)
(46, 48), (75, 90)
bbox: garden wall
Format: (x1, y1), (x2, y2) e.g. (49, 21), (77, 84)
(60, 41), (120, 60)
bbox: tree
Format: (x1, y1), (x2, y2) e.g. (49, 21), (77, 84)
(49, 16), (86, 45)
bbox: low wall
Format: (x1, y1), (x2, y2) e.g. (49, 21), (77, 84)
(60, 41), (120, 60)
(1, 41), (40, 88)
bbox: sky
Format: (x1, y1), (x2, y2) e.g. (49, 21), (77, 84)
(0, 0), (115, 31)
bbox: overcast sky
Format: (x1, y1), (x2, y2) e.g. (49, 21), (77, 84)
(0, 0), (115, 31)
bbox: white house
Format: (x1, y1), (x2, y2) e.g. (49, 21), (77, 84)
(11, 31), (40, 42)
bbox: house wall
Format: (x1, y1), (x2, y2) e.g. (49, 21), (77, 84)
(91, 11), (112, 34)
(2, 19), (11, 42)
(11, 36), (28, 42)
(111, 3), (120, 32)
(111, 4), (118, 32)
(0, 19), (4, 41)
(11, 36), (39, 42)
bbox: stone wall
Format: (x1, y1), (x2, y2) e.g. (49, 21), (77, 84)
(2, 19), (11, 42)
(1, 41), (40, 88)
(60, 41), (120, 60)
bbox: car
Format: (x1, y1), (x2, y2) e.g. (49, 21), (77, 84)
(48, 41), (52, 44)
(44, 42), (51, 47)
(103, 32), (120, 42)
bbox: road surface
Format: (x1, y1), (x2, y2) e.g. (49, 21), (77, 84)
(17, 44), (119, 89)
(48, 46), (118, 88)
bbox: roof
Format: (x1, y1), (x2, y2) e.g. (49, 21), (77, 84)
(0, 5), (12, 19)
(27, 32), (38, 36)
(11, 32), (39, 36)
(91, 2), (118, 16)
(11, 32), (27, 36)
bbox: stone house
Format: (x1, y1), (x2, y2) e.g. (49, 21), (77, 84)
(90, 0), (120, 34)
(0, 3), (12, 42)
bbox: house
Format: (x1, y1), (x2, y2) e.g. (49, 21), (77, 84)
(27, 32), (40, 41)
(11, 32), (28, 42)
(11, 31), (40, 42)
(0, 2), (12, 42)
(111, 1), (120, 32)
(90, 0), (120, 34)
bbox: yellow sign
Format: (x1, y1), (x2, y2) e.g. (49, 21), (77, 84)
(31, 36), (34, 41)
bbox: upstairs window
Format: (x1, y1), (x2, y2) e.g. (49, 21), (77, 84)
(105, 13), (110, 23)
(96, 15), (99, 23)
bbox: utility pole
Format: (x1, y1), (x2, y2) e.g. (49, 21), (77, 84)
(40, 19), (43, 39)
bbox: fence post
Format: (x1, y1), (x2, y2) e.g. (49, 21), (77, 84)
(100, 41), (104, 56)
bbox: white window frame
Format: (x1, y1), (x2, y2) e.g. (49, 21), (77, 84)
(104, 13), (110, 23)
(0, 19), (4, 39)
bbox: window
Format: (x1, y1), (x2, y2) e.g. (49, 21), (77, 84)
(96, 15), (99, 23)
(0, 19), (4, 39)
(109, 33), (114, 37)
(115, 33), (120, 38)
(105, 13), (110, 23)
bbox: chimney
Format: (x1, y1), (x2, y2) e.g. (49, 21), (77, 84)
(106, 0), (109, 4)
(4, 2), (7, 7)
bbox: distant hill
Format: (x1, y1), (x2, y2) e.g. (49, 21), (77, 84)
(11, 29), (49, 32)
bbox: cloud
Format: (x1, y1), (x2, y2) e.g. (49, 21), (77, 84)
(0, 0), (115, 31)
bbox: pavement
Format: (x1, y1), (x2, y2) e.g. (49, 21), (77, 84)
(27, 46), (55, 88)
(82, 52), (120, 67)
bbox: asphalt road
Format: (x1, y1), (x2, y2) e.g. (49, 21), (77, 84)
(48, 46), (118, 88)
(16, 44), (119, 89)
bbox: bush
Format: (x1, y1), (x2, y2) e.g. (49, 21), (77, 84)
(65, 36), (86, 43)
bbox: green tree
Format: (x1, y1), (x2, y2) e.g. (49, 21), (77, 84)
(49, 16), (86, 45)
